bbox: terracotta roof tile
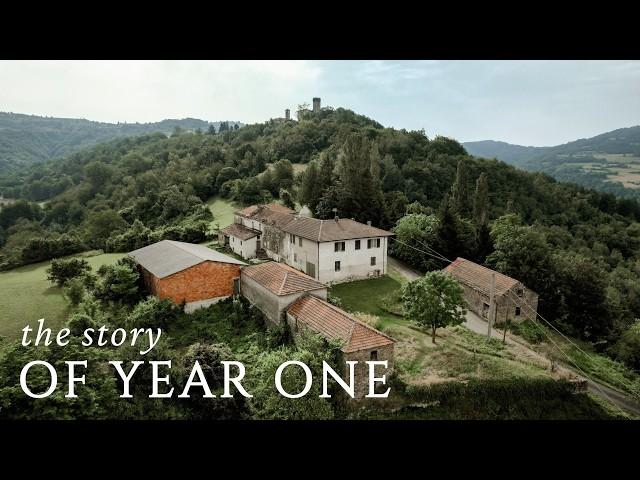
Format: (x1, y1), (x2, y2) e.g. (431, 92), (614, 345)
(221, 223), (260, 240)
(286, 295), (395, 353)
(444, 257), (521, 297)
(241, 261), (326, 296)
(282, 216), (393, 242)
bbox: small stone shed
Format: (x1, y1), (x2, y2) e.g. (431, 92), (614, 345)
(286, 294), (395, 398)
(444, 257), (538, 325)
(129, 240), (246, 313)
(240, 261), (327, 324)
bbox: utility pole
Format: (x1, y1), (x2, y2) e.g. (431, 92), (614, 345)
(487, 273), (496, 340)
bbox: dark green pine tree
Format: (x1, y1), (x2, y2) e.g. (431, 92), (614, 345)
(332, 135), (388, 226)
(472, 172), (492, 261)
(436, 193), (465, 261)
(450, 158), (471, 217)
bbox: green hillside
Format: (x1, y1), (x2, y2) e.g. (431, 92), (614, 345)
(0, 112), (243, 174)
(465, 126), (640, 199)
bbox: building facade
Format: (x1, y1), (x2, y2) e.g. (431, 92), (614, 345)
(230, 204), (393, 284)
(444, 257), (539, 325)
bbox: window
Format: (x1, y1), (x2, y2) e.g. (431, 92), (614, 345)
(367, 239), (372, 249)
(290, 234), (295, 243)
(306, 262), (315, 278)
(299, 237), (303, 247)
(334, 241), (345, 252)
(335, 261), (341, 272)
(376, 238), (381, 248)
(355, 239), (361, 250)
(370, 256), (376, 266)
(515, 306), (521, 316)
(240, 240), (243, 245)
(370, 350), (378, 361)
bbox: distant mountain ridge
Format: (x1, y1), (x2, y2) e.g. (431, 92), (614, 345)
(464, 126), (640, 199)
(0, 112), (243, 173)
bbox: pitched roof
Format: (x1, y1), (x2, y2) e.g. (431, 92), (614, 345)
(444, 257), (521, 297)
(241, 261), (325, 296)
(221, 223), (260, 240)
(286, 295), (395, 353)
(282, 216), (394, 242)
(236, 203), (295, 218)
(129, 240), (246, 279)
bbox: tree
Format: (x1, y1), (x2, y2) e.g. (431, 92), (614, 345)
(93, 257), (140, 304)
(450, 159), (471, 217)
(473, 173), (492, 261)
(46, 257), (91, 287)
(279, 188), (296, 210)
(64, 277), (85, 306)
(207, 124), (217, 135)
(401, 271), (467, 343)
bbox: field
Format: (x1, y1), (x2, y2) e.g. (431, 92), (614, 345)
(0, 252), (124, 340)
(563, 153), (640, 189)
(329, 269), (563, 386)
(206, 197), (239, 231)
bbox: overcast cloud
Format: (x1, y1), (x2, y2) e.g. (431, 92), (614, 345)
(0, 60), (638, 146)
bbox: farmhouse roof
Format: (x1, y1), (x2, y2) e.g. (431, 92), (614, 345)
(241, 261), (325, 296)
(221, 223), (261, 240)
(281, 216), (394, 242)
(129, 240), (246, 279)
(444, 257), (521, 297)
(286, 295), (395, 353)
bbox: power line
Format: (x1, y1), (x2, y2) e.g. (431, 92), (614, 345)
(390, 235), (640, 409)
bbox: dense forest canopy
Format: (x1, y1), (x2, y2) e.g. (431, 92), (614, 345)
(0, 112), (243, 174)
(1, 105), (640, 372)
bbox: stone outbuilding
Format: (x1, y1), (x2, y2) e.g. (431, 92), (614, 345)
(240, 261), (327, 324)
(286, 294), (395, 398)
(444, 257), (538, 325)
(129, 240), (246, 313)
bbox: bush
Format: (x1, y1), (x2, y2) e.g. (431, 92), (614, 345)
(126, 296), (179, 330)
(64, 277), (85, 306)
(510, 319), (546, 344)
(46, 257), (91, 287)
(610, 321), (640, 371)
(67, 313), (97, 336)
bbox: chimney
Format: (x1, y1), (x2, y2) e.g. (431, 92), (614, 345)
(367, 220), (372, 226)
(285, 109), (290, 120)
(313, 97), (321, 113)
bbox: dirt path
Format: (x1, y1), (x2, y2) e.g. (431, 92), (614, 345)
(388, 255), (640, 416)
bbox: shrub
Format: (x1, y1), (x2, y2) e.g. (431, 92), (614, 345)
(65, 277), (86, 306)
(46, 257), (91, 287)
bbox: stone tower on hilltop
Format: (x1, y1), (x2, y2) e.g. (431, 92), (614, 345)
(312, 97), (321, 113)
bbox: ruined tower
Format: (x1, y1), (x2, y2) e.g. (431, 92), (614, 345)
(312, 97), (321, 113)
(285, 108), (290, 120)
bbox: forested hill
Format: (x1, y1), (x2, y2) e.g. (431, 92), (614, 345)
(464, 126), (640, 199)
(0, 112), (243, 173)
(2, 105), (640, 371)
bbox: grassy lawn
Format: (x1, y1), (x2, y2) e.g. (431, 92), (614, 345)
(330, 274), (563, 386)
(0, 252), (124, 340)
(206, 197), (239, 231)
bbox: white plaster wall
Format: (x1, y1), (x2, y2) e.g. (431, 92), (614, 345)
(229, 235), (257, 259)
(317, 236), (388, 284)
(284, 234), (320, 279)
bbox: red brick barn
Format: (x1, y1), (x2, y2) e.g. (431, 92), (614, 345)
(129, 240), (246, 312)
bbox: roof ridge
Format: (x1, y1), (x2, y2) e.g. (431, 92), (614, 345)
(165, 240), (202, 261)
(305, 295), (396, 343)
(279, 272), (289, 295)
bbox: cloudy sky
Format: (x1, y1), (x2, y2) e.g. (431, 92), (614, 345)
(1, 60), (638, 146)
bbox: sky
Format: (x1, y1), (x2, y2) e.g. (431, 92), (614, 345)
(0, 60), (639, 147)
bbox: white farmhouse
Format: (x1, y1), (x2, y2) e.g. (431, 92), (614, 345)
(222, 203), (394, 284)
